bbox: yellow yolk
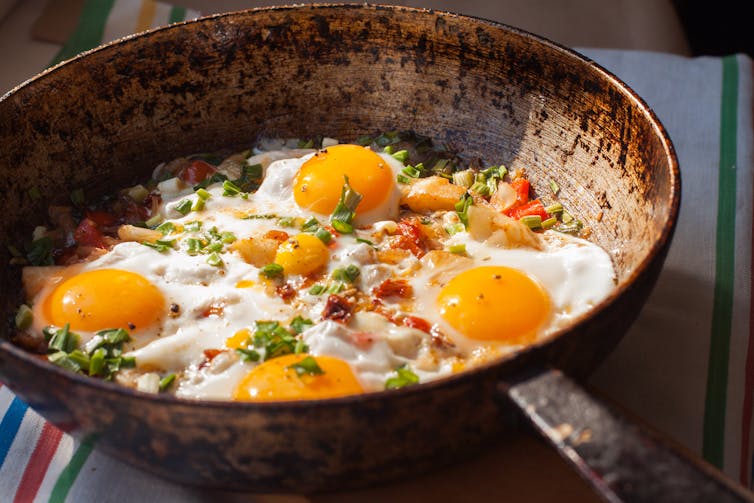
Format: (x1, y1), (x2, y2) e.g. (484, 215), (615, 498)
(274, 233), (329, 276)
(293, 144), (394, 215)
(437, 266), (550, 344)
(233, 354), (364, 401)
(43, 268), (165, 333)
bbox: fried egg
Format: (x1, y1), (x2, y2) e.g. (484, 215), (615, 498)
(22, 142), (616, 401)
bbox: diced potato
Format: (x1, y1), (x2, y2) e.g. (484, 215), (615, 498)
(117, 224), (163, 243)
(230, 237), (280, 267)
(400, 176), (466, 213)
(22, 265), (65, 298)
(489, 181), (517, 212)
(467, 205), (543, 250)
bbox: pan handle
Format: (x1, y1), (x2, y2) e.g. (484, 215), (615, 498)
(500, 367), (754, 503)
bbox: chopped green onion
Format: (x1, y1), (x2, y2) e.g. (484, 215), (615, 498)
(445, 223), (466, 236)
(290, 316), (314, 335)
(356, 135), (373, 146)
(15, 304), (33, 330)
(47, 324), (79, 353)
(159, 373), (176, 392)
(553, 220), (583, 235)
(243, 163), (263, 180)
(385, 366), (420, 390)
(261, 263), (284, 278)
(329, 176), (362, 234)
(541, 217), (558, 229)
(448, 243), (467, 255)
(98, 328), (131, 346)
(332, 264), (360, 283)
(175, 199), (192, 215)
(220, 231), (236, 244)
(392, 150), (409, 163)
(454, 192), (473, 228)
(28, 186), (41, 201)
(452, 170), (474, 188)
(222, 179), (243, 196)
(48, 351), (81, 373)
(27, 237), (53, 266)
(470, 181), (491, 196)
(192, 198), (206, 212)
(89, 348), (106, 376)
(315, 227), (332, 244)
(67, 349), (90, 371)
(236, 348), (260, 362)
(206, 252), (224, 267)
(309, 284), (325, 295)
(549, 179), (560, 194)
(278, 216), (297, 227)
(396, 174), (411, 184)
(294, 339), (308, 354)
(155, 222), (176, 234)
(287, 356), (324, 377)
(144, 214), (163, 228)
(383, 145), (395, 155)
(69, 188), (85, 207)
(142, 239), (175, 253)
(297, 138), (315, 148)
(356, 237), (375, 246)
(520, 215), (542, 229)
(119, 356), (136, 368)
(545, 202), (563, 215)
(325, 282), (345, 294)
(186, 238), (204, 255)
(302, 217), (319, 232)
(401, 165), (421, 178)
(562, 211), (574, 223)
(185, 221), (203, 232)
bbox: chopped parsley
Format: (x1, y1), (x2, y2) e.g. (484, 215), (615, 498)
(330, 176), (362, 234)
(384, 366), (420, 390)
(287, 356), (324, 377)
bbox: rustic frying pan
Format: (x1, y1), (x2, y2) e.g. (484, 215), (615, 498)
(0, 4), (749, 501)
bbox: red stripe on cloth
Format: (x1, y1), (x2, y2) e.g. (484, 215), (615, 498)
(13, 422), (63, 503)
(741, 205), (754, 486)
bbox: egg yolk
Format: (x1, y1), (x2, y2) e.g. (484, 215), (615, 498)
(274, 233), (329, 276)
(43, 268), (165, 333)
(293, 144), (394, 215)
(233, 354), (364, 401)
(437, 266), (550, 344)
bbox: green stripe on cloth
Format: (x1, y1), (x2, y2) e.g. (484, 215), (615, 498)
(48, 0), (116, 66)
(703, 55), (739, 468)
(48, 438), (95, 503)
(168, 6), (187, 24)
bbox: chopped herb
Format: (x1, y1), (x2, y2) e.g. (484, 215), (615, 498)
(252, 321), (299, 360)
(222, 179), (243, 197)
(186, 238), (204, 255)
(302, 217), (319, 232)
(48, 351), (81, 373)
(383, 145), (395, 155)
(278, 216), (297, 228)
(15, 304), (33, 330)
(392, 150), (409, 163)
(355, 237), (374, 246)
(356, 135), (373, 146)
(290, 316), (314, 334)
(220, 231), (236, 244)
(470, 180), (491, 197)
(155, 222), (176, 234)
(448, 243), (467, 255)
(145, 214), (163, 228)
(196, 188), (211, 200)
(69, 188), (85, 207)
(175, 199), (192, 215)
(47, 324), (79, 353)
(309, 284), (325, 295)
(401, 165), (421, 178)
(287, 356), (324, 377)
(294, 339), (308, 354)
(325, 282), (345, 294)
(562, 211), (574, 224)
(520, 215), (542, 229)
(89, 348), (106, 376)
(236, 348), (261, 362)
(330, 176), (362, 234)
(159, 373), (176, 392)
(554, 220), (583, 235)
(549, 179), (560, 194)
(541, 217), (558, 230)
(27, 237), (53, 266)
(194, 172), (228, 190)
(297, 138), (315, 148)
(261, 263), (284, 279)
(385, 366), (420, 390)
(242, 213), (277, 220)
(445, 222), (466, 236)
(242, 163), (263, 180)
(332, 265), (360, 283)
(454, 192), (473, 228)
(206, 252), (223, 267)
(142, 239), (175, 253)
(184, 221), (203, 232)
(315, 227), (332, 244)
(452, 170), (474, 188)
(396, 174), (411, 184)
(545, 202), (564, 215)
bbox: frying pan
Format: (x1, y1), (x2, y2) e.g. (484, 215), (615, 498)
(0, 4), (748, 501)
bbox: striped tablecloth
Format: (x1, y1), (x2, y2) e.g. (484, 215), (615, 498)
(1, 1), (754, 500)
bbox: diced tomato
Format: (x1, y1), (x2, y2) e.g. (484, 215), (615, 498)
(373, 278), (413, 299)
(179, 159), (216, 185)
(73, 218), (107, 248)
(402, 315), (431, 333)
(390, 219), (427, 257)
(85, 210), (117, 227)
(510, 178), (530, 207)
(506, 199), (550, 221)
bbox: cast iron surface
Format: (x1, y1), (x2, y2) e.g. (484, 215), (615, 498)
(506, 370), (754, 503)
(0, 4), (680, 493)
